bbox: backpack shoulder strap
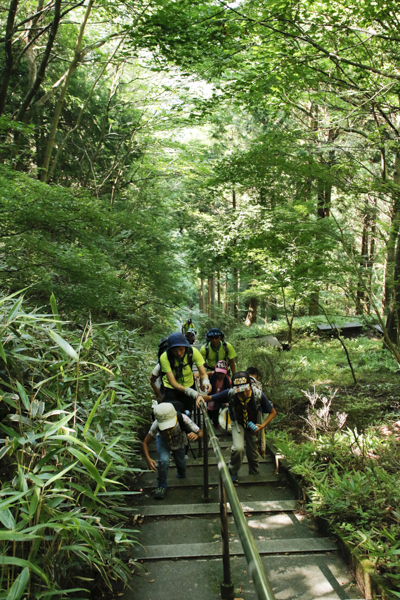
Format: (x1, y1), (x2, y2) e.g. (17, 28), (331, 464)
(187, 345), (193, 369)
(177, 411), (192, 434)
(222, 340), (228, 359)
(204, 341), (210, 363)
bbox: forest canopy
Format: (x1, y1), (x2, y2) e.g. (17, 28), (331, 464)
(1, 0), (400, 345)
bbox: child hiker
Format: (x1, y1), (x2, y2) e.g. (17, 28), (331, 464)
(207, 360), (232, 428)
(142, 403), (203, 500)
(197, 371), (276, 482)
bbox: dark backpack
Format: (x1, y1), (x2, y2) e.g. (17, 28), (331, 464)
(177, 411), (193, 434)
(158, 337), (169, 361)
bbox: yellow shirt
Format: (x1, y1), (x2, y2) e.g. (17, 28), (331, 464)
(160, 347), (204, 389)
(200, 341), (236, 369)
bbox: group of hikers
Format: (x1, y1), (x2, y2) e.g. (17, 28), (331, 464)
(143, 322), (277, 500)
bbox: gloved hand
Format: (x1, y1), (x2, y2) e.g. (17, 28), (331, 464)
(201, 378), (212, 393)
(184, 387), (199, 400)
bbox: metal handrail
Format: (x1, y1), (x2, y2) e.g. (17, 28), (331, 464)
(199, 402), (276, 600)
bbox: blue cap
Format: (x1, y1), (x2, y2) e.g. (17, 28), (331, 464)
(168, 332), (190, 349)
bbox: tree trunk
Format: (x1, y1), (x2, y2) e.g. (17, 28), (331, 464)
(233, 268), (239, 320)
(12, 0), (62, 166)
(207, 278), (211, 317)
(39, 0), (95, 182)
(49, 37), (124, 180)
(309, 292), (319, 316)
(17, 0), (61, 122)
(210, 275), (215, 319)
(384, 150), (400, 344)
(0, 0), (19, 116)
(245, 297), (258, 326)
(200, 279), (205, 312)
(224, 275), (228, 313)
(355, 210), (369, 314)
(217, 271), (221, 307)
(232, 188), (239, 320)
(367, 203), (376, 314)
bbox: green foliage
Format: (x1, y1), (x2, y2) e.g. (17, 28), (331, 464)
(0, 292), (151, 598)
(269, 388), (400, 596)
(0, 164), (194, 326)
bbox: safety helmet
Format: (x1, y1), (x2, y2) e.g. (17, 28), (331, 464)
(188, 318), (193, 324)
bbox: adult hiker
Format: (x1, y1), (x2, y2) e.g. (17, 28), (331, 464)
(159, 332), (210, 414)
(200, 327), (237, 374)
(143, 403), (203, 500)
(197, 370), (276, 482)
(182, 318), (197, 344)
(182, 318), (196, 335)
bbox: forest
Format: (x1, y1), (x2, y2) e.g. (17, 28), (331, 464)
(0, 0), (400, 597)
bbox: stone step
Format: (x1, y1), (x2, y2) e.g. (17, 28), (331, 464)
(120, 499), (298, 516)
(141, 455), (272, 467)
(133, 537), (337, 561)
(136, 472), (281, 490)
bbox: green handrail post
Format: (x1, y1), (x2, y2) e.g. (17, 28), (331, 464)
(199, 402), (276, 600)
(202, 410), (210, 502)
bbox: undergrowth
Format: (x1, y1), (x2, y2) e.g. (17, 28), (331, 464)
(0, 292), (151, 599)
(266, 387), (400, 598)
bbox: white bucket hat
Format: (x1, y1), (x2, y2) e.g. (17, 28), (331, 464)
(154, 403), (177, 431)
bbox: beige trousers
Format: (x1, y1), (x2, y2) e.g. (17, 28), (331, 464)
(229, 421), (259, 476)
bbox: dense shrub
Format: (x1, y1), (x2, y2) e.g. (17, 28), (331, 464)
(0, 292), (149, 599)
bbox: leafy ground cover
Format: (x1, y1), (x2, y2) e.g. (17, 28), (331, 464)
(0, 292), (151, 599)
(233, 319), (400, 598)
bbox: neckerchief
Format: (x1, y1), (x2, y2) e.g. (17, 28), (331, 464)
(174, 353), (186, 383)
(239, 396), (251, 429)
(211, 341), (221, 359)
(167, 429), (173, 448)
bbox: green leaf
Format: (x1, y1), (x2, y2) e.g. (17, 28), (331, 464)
(81, 361), (114, 375)
(0, 490), (29, 511)
(16, 382), (30, 412)
(6, 566), (30, 600)
(28, 487), (40, 517)
(0, 508), (15, 529)
(83, 391), (105, 436)
(0, 340), (7, 364)
(68, 448), (105, 489)
(0, 557), (49, 584)
(68, 482), (106, 504)
(0, 531), (39, 541)
(48, 330), (79, 361)
(0, 288), (29, 307)
(36, 588), (90, 598)
(0, 446), (11, 460)
(50, 293), (62, 333)
(6, 297), (24, 324)
(44, 461), (78, 487)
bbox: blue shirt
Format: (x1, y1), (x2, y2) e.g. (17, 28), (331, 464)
(211, 389), (273, 424)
